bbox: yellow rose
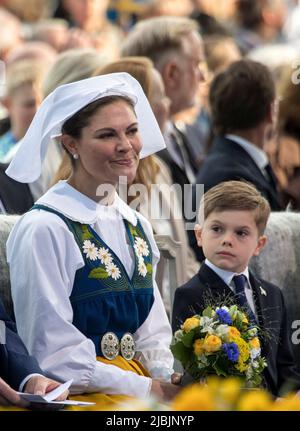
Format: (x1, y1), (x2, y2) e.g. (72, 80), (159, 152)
(182, 317), (200, 332)
(249, 337), (260, 349)
(227, 326), (241, 341)
(172, 384), (215, 411)
(237, 390), (272, 411)
(193, 339), (205, 356)
(203, 335), (222, 353)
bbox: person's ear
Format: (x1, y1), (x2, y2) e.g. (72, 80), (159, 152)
(253, 235), (267, 256)
(194, 224), (203, 247)
(1, 97), (11, 111)
(61, 134), (78, 157)
(161, 61), (180, 90)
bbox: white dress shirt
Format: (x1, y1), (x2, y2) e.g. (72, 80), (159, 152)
(6, 181), (174, 397)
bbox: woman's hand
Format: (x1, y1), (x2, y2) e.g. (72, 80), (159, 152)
(24, 376), (69, 401)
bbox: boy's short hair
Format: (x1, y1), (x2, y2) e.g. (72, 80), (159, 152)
(198, 181), (271, 235)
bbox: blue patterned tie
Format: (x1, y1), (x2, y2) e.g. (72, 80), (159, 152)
(232, 274), (256, 324)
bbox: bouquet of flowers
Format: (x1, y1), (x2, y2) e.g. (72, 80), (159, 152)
(171, 304), (267, 388)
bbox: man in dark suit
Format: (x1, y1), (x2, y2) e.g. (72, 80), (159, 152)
(0, 298), (67, 407)
(189, 59), (283, 260)
(172, 181), (300, 396)
(121, 16), (206, 208)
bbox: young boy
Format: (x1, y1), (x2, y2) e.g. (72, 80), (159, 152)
(172, 180), (300, 396)
(0, 60), (44, 161)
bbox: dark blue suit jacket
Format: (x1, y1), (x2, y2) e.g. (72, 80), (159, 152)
(0, 299), (43, 390)
(189, 136), (284, 262)
(172, 263), (300, 396)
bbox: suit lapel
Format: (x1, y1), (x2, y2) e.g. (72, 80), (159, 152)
(198, 264), (233, 298)
(248, 272), (268, 328)
(214, 137), (281, 209)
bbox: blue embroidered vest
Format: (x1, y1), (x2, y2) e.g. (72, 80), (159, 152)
(32, 204), (154, 356)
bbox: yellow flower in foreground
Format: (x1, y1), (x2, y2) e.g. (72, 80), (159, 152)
(272, 394), (300, 411)
(218, 378), (243, 405)
(227, 326), (241, 341)
(193, 339), (205, 356)
(237, 390), (273, 411)
(172, 384), (215, 411)
(182, 317), (200, 332)
(249, 337), (260, 349)
(203, 335), (222, 353)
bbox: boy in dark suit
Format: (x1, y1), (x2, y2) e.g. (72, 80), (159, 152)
(172, 180), (300, 396)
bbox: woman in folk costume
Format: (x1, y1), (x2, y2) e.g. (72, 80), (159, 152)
(5, 73), (180, 409)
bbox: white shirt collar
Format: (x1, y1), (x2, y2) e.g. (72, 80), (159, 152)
(205, 259), (250, 290)
(225, 134), (268, 171)
(37, 181), (138, 226)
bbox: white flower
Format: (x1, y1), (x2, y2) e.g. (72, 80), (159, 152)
(248, 327), (258, 337)
(138, 257), (147, 277)
(250, 348), (261, 360)
(106, 262), (121, 280)
(215, 324), (229, 338)
(82, 240), (98, 261)
(98, 247), (113, 265)
(199, 316), (216, 333)
(134, 237), (150, 258)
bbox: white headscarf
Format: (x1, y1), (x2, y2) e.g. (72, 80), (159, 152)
(6, 72), (166, 183)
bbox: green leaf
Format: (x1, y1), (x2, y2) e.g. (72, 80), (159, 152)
(181, 330), (196, 348)
(146, 263), (152, 274)
(202, 306), (213, 318)
(88, 267), (109, 279)
(170, 342), (191, 366)
(213, 363), (227, 377)
(81, 226), (93, 240)
(129, 225), (138, 236)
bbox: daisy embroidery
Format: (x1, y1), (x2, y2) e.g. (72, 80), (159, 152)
(134, 237), (150, 258)
(106, 262), (121, 280)
(98, 247), (113, 265)
(82, 240), (99, 261)
(138, 257), (147, 277)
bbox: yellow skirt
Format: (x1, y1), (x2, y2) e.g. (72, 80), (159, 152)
(65, 356), (150, 411)
(0, 356), (149, 411)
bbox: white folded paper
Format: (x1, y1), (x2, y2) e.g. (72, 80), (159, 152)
(17, 379), (95, 406)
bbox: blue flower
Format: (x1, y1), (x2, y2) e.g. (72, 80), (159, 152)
(222, 343), (239, 362)
(216, 308), (232, 325)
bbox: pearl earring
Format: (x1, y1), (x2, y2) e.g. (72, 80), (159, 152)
(73, 153), (79, 160)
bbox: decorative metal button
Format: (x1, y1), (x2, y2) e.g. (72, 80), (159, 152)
(101, 332), (119, 360)
(120, 333), (135, 361)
